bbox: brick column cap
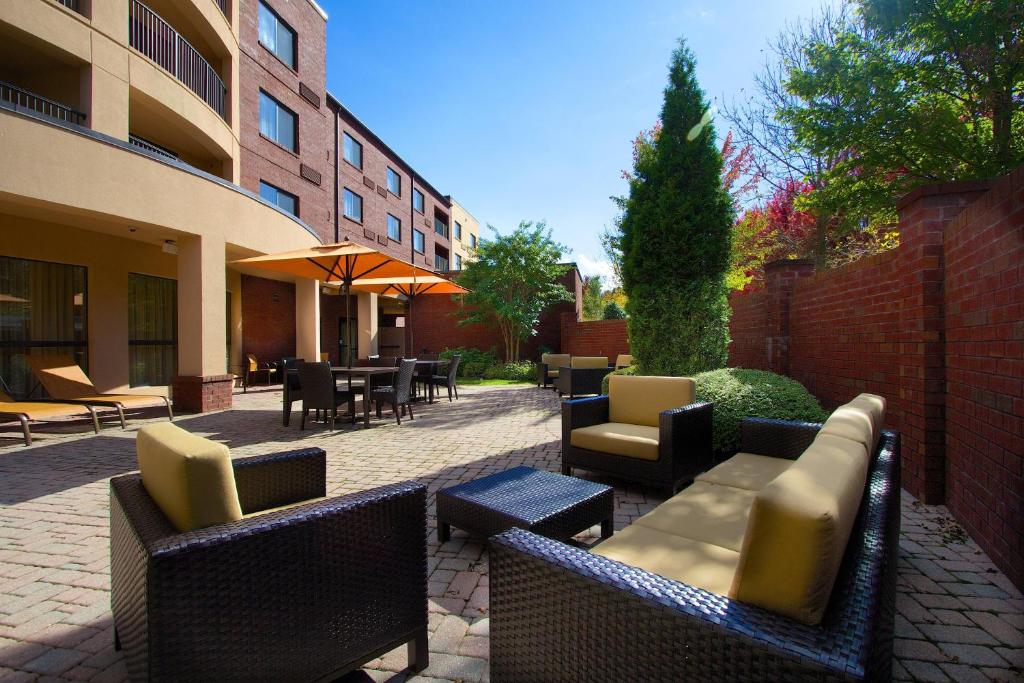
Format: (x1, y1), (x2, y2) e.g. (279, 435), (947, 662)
(896, 179), (992, 210)
(764, 258), (815, 272)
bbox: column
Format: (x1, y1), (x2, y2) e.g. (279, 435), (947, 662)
(172, 234), (233, 412)
(358, 292), (379, 358)
(762, 259), (815, 375)
(295, 278), (321, 361)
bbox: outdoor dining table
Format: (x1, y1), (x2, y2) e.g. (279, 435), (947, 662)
(284, 366), (398, 429)
(413, 359), (449, 404)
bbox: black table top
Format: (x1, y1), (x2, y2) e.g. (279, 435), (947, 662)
(436, 466), (612, 525)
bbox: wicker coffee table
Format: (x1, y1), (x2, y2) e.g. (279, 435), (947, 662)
(436, 466), (614, 542)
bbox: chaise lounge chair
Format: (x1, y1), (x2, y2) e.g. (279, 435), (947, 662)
(26, 355), (173, 428)
(1, 379), (101, 446)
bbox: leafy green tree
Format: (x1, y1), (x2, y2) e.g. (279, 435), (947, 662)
(455, 221), (572, 362)
(581, 275), (604, 320)
(602, 301), (626, 320)
(784, 0), (1024, 222)
(619, 39), (735, 376)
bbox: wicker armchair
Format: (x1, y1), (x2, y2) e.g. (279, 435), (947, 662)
(243, 354), (276, 392)
(490, 419), (900, 682)
(110, 445), (429, 682)
(562, 376), (713, 493)
(536, 353), (570, 389)
(554, 356), (613, 398)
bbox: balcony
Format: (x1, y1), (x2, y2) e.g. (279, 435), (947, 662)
(434, 255), (449, 272)
(0, 80), (86, 126)
(434, 217), (449, 239)
(129, 0), (227, 119)
(56, 0), (83, 14)
(129, 134), (180, 161)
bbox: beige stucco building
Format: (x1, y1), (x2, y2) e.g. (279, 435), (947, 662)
(447, 197), (479, 271)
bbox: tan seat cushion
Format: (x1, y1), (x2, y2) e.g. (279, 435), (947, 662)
(243, 497), (327, 518)
(730, 431), (869, 625)
(136, 423), (243, 532)
(570, 356), (608, 369)
(570, 423), (660, 461)
(593, 524), (740, 596)
(633, 481), (757, 551)
(608, 375), (695, 427)
(697, 453), (794, 492)
(541, 353), (570, 369)
(615, 354), (633, 369)
(547, 370), (559, 378)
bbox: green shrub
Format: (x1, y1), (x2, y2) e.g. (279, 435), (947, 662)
(600, 365), (638, 394)
(482, 361), (536, 382)
(602, 302), (627, 320)
(602, 367), (827, 454)
(693, 368), (828, 454)
(439, 347), (497, 378)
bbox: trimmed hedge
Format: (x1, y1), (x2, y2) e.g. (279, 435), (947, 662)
(602, 367), (827, 454)
(439, 347), (498, 378)
(483, 361), (535, 382)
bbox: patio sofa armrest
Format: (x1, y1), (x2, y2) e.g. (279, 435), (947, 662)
(535, 362), (549, 386)
(111, 479), (428, 681)
(564, 367), (615, 396)
(740, 417), (822, 460)
(490, 527), (847, 681)
(561, 395), (610, 438)
(661, 401), (714, 480)
(231, 447), (326, 514)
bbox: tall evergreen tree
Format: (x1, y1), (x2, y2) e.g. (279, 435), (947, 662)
(620, 39), (734, 376)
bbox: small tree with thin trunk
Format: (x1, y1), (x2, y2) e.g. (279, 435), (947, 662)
(455, 221), (572, 362)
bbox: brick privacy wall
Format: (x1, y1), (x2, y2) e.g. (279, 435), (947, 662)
(942, 164), (1024, 589)
(241, 275), (296, 362)
(559, 314), (629, 361)
(238, 0), (332, 241)
(406, 268), (581, 360)
(726, 168), (1023, 589)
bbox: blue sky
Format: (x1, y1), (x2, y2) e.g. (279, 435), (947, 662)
(321, 0), (830, 284)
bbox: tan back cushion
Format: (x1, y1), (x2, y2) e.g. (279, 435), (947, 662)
(541, 353), (571, 369)
(820, 393), (886, 453)
(608, 375), (695, 427)
(571, 356), (608, 369)
(730, 432), (868, 625)
(615, 354), (633, 369)
(136, 423), (243, 532)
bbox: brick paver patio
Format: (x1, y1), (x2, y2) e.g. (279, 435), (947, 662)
(0, 385), (1021, 682)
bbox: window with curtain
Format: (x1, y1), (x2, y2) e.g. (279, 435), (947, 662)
(413, 189), (424, 213)
(260, 180), (298, 216)
(413, 229), (425, 254)
(129, 274), (177, 387)
(454, 221), (462, 241)
(455, 253), (462, 271)
(258, 1), (296, 69)
(470, 233), (477, 250)
(387, 167), (401, 195)
(260, 91), (296, 151)
(343, 188), (363, 222)
(0, 256), (87, 398)
(343, 133), (362, 169)
(387, 213), (401, 241)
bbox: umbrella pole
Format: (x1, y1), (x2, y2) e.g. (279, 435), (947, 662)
(408, 293), (414, 357)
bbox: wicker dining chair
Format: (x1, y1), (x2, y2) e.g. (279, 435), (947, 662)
(281, 357), (305, 425)
(428, 354), (461, 402)
(297, 362), (356, 430)
(370, 358), (417, 425)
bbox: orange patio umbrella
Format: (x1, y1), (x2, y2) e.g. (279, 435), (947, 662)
(232, 242), (436, 366)
(350, 276), (469, 355)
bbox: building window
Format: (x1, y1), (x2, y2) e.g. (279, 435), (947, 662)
(343, 188), (363, 222)
(259, 91), (296, 151)
(0, 256), (87, 398)
(343, 132), (362, 169)
(413, 229), (425, 253)
(455, 253), (462, 271)
(129, 274), (177, 387)
(470, 233), (477, 250)
(387, 213), (401, 241)
(413, 188), (424, 213)
(434, 217), (449, 239)
(259, 181), (298, 216)
(258, 1), (296, 69)
(454, 221), (462, 241)
(387, 167), (401, 195)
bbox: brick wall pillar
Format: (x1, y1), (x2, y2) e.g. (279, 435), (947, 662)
(171, 375), (234, 413)
(895, 181), (990, 503)
(763, 259), (815, 375)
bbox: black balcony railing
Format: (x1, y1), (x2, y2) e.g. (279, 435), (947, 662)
(215, 0), (228, 17)
(57, 0), (82, 13)
(129, 134), (179, 160)
(0, 81), (86, 125)
(434, 255), (449, 272)
(129, 0), (227, 119)
(434, 218), (449, 239)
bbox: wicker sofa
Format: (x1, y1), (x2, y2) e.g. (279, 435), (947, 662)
(562, 375), (714, 493)
(554, 356), (614, 398)
(110, 423), (428, 682)
(493, 394), (899, 681)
